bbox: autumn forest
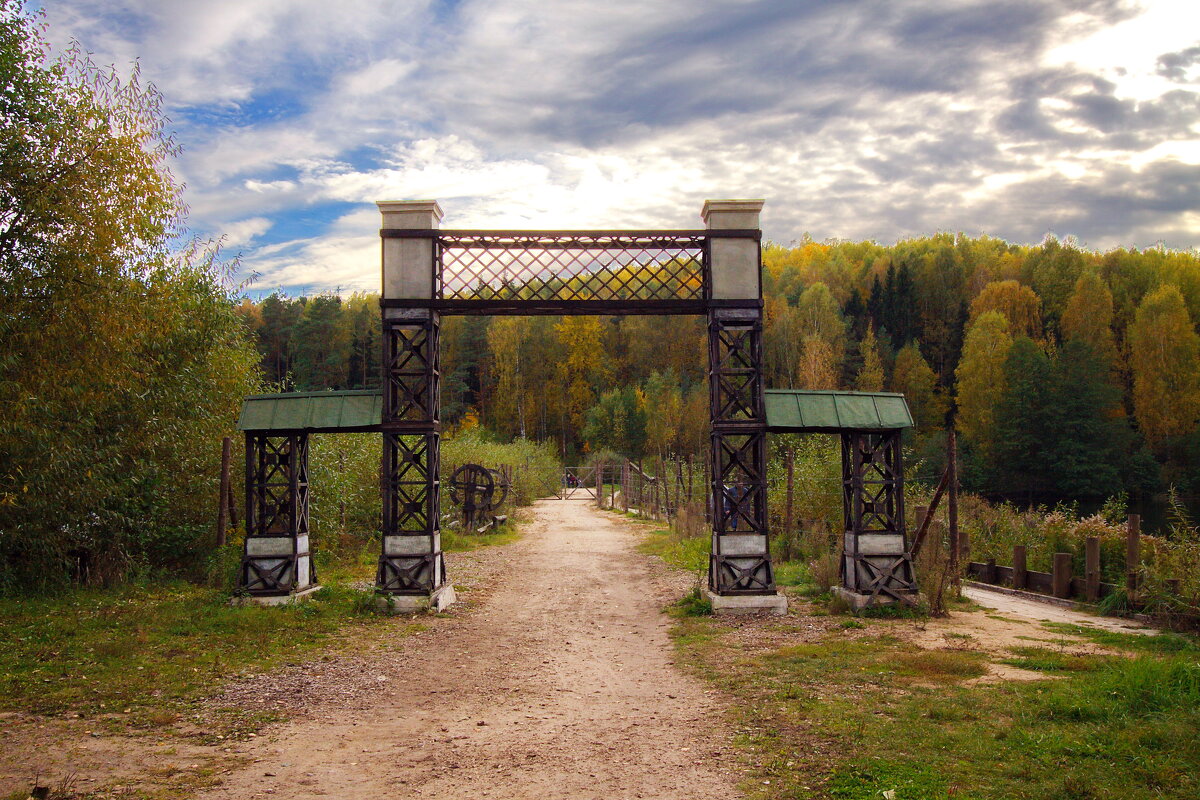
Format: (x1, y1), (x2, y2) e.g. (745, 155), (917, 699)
(237, 234), (1200, 504)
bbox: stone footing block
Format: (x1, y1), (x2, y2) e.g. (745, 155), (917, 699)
(232, 585), (322, 607)
(706, 590), (788, 616)
(376, 583), (457, 614)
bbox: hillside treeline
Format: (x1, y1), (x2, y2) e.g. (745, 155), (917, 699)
(241, 233), (1200, 502)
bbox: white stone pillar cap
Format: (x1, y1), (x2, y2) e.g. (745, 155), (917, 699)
(701, 199), (764, 227)
(377, 200), (444, 228)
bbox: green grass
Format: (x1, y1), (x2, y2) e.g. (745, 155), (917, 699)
(0, 580), (391, 727)
(0, 521), (525, 735)
(773, 560), (813, 587)
(1000, 646), (1097, 673)
(663, 591), (1200, 799)
(669, 586), (713, 617)
(637, 527), (709, 573)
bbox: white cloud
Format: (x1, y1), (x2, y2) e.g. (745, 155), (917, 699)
(37, 0), (1200, 294)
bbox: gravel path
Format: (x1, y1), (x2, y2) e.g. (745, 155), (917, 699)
(199, 498), (742, 800)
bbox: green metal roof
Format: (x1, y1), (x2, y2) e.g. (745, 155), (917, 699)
(237, 390), (383, 433)
(764, 390), (914, 433)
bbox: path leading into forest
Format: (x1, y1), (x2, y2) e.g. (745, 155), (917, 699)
(200, 498), (741, 800)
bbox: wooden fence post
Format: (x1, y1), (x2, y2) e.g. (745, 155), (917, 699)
(1012, 545), (1027, 590)
(783, 446), (795, 562)
(1085, 536), (1101, 602)
(1126, 514), (1141, 601)
(1052, 552), (1072, 599)
(947, 425), (960, 590)
(217, 436), (233, 547)
(622, 462), (629, 513)
(596, 461), (604, 509)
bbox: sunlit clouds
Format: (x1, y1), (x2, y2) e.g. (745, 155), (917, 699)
(37, 0), (1200, 294)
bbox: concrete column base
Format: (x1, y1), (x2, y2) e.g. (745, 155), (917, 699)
(376, 583), (457, 614)
(706, 590), (788, 616)
(834, 586), (920, 612)
(232, 585), (322, 607)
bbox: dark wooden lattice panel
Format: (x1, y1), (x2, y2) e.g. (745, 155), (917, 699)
(711, 431), (767, 535)
(708, 315), (763, 423)
(841, 432), (903, 536)
(383, 433), (439, 534)
(840, 431), (917, 603)
(384, 315), (440, 423)
(247, 434), (309, 537)
(436, 232), (707, 302)
(242, 432), (311, 595)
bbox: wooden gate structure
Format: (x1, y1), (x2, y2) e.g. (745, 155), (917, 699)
(234, 198), (919, 613)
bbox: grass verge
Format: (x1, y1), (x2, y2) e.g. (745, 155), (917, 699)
(661, 581), (1200, 799)
(0, 520), (524, 735)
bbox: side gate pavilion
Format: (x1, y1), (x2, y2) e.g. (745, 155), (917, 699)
(235, 200), (919, 612)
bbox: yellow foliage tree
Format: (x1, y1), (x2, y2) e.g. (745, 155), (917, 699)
(968, 280), (1043, 340)
(854, 324), (885, 392)
(798, 335), (839, 390)
(892, 341), (946, 431)
(955, 311), (1013, 450)
(1129, 285), (1200, 444)
(1061, 271), (1118, 368)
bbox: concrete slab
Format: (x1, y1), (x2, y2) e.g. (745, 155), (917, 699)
(232, 585), (322, 607)
(377, 583), (457, 614)
(706, 590), (788, 616)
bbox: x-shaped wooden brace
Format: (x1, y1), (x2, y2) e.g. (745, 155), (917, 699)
(717, 556), (770, 591)
(856, 555), (917, 606)
(379, 555), (433, 592)
(245, 555), (293, 592)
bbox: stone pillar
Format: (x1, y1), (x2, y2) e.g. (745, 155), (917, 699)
(239, 431), (319, 603)
(835, 430), (918, 610)
(375, 201), (455, 612)
(704, 200), (785, 615)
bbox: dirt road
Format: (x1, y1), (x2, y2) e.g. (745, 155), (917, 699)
(200, 498), (741, 800)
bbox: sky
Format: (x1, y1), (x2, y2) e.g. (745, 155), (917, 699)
(34, 0), (1200, 296)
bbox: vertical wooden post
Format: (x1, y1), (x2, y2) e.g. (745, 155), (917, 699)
(783, 446), (795, 562)
(596, 460), (604, 509)
(217, 436), (232, 547)
(947, 425), (960, 590)
(1012, 545), (1027, 590)
(675, 457), (684, 515)
(1085, 536), (1101, 602)
(1126, 514), (1140, 602)
(1052, 552), (1072, 599)
(624, 462), (633, 513)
